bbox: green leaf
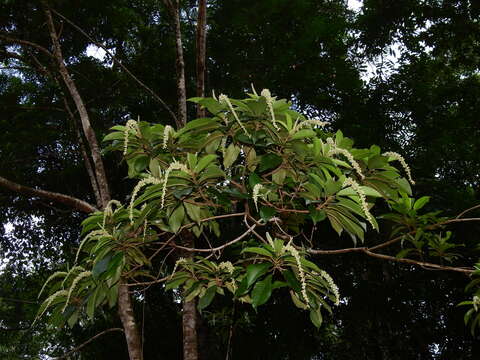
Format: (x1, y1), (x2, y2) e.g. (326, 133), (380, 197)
(223, 143), (241, 168)
(259, 154), (282, 172)
(272, 168), (286, 185)
(291, 129), (316, 140)
(103, 131), (124, 142)
(309, 307), (323, 328)
(93, 254), (112, 279)
(413, 196), (430, 210)
(242, 247), (274, 257)
(248, 173), (262, 188)
(194, 154), (217, 173)
(282, 269), (301, 293)
(198, 285), (217, 311)
(166, 274), (190, 290)
(337, 186), (382, 197)
(251, 275), (273, 308)
(169, 205), (185, 233)
(309, 208), (326, 224)
(184, 202), (202, 223)
(133, 155), (149, 173)
(395, 177), (412, 196)
(198, 165), (225, 183)
(246, 263), (271, 288)
(260, 206), (276, 221)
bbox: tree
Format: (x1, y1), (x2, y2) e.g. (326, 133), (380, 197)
(36, 89), (480, 360)
(1, 0), (480, 358)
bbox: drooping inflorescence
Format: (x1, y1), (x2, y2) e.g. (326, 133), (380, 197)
(383, 151), (415, 185)
(123, 119), (140, 155)
(285, 244), (309, 305)
(328, 144), (365, 180)
(261, 88), (280, 130)
(162, 125), (174, 149)
(219, 94), (250, 137)
(63, 271), (92, 311)
(342, 177), (375, 228)
(319, 270), (340, 306)
(129, 176), (162, 222)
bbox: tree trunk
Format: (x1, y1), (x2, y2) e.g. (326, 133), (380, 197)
(195, 0), (207, 118)
(43, 3), (110, 208)
(182, 298), (199, 360)
(181, 232), (199, 360)
(164, 0), (187, 128)
(118, 281), (144, 360)
(42, 4), (144, 359)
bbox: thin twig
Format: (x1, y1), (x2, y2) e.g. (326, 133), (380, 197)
(52, 328), (124, 359)
(49, 9), (178, 124)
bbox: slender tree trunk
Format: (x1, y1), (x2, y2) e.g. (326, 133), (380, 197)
(43, 3), (110, 208)
(181, 232), (199, 360)
(164, 0), (187, 128)
(182, 298), (199, 360)
(118, 281), (143, 360)
(42, 4), (143, 359)
(195, 0), (207, 118)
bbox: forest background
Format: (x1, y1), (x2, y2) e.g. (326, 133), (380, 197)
(1, 0), (480, 359)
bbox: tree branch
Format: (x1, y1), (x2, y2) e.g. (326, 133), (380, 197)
(50, 8), (178, 124)
(42, 2), (111, 208)
(52, 328), (124, 360)
(0, 175), (97, 213)
(307, 247), (474, 274)
(0, 33), (53, 58)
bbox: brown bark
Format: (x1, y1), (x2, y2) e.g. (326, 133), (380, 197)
(43, 4), (111, 208)
(181, 232), (199, 360)
(163, 0), (188, 128)
(42, 4), (143, 359)
(0, 176), (97, 214)
(195, 0), (207, 118)
(182, 299), (199, 360)
(118, 281), (144, 360)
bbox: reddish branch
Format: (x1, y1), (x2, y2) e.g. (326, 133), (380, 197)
(0, 176), (97, 213)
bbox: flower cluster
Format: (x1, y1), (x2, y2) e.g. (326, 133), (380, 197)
(64, 271), (92, 311)
(218, 261), (235, 274)
(261, 88), (279, 130)
(342, 177), (375, 228)
(129, 176), (162, 222)
(162, 125), (174, 149)
(170, 257), (186, 279)
(123, 119), (139, 155)
(161, 161), (189, 209)
(285, 244), (309, 305)
(473, 295), (480, 312)
(328, 146), (365, 180)
(219, 94), (250, 137)
(252, 183), (264, 210)
(296, 119), (328, 130)
(383, 151), (415, 185)
(103, 199), (123, 226)
(319, 270), (340, 306)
